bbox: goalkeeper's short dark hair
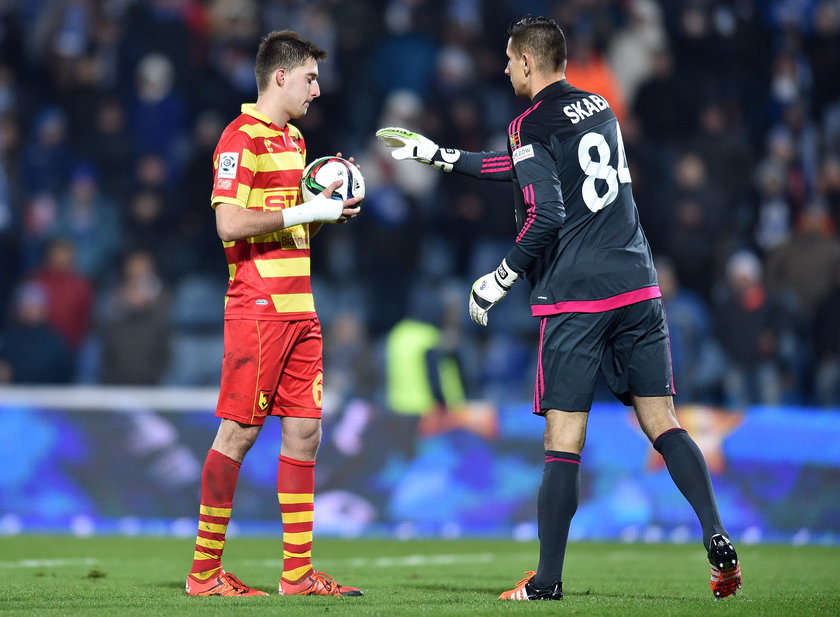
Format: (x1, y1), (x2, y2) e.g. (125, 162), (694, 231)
(255, 30), (327, 93)
(508, 15), (567, 74)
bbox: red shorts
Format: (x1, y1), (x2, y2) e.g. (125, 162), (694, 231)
(216, 318), (323, 425)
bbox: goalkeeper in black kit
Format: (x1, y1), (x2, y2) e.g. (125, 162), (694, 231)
(377, 15), (741, 601)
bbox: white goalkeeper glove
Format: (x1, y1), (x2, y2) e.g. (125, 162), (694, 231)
(375, 126), (461, 172)
(469, 259), (519, 326)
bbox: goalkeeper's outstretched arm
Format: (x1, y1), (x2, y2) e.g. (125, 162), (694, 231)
(376, 127), (512, 182)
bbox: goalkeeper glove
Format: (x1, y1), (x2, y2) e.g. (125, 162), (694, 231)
(375, 126), (461, 172)
(469, 259), (518, 326)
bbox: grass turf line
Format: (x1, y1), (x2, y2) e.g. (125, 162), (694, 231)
(0, 537), (838, 616)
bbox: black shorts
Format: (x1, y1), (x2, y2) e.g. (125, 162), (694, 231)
(534, 298), (674, 413)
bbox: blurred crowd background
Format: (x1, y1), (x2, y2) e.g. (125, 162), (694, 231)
(1, 0), (840, 410)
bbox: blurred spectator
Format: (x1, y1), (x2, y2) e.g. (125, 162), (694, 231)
(123, 189), (176, 280)
(371, 2), (439, 101)
(30, 237), (93, 351)
(53, 164), (120, 281)
(632, 49), (691, 144)
(0, 281), (73, 384)
(20, 192), (59, 272)
(174, 110), (228, 278)
(0, 110), (22, 320)
(813, 271), (840, 407)
(384, 282), (467, 457)
(692, 101), (753, 214)
(766, 207), (840, 318)
(353, 158), (424, 336)
(664, 153), (721, 298)
(98, 250), (172, 385)
(816, 156), (840, 224)
(754, 158), (794, 253)
(607, 0), (666, 105)
(79, 96), (134, 201)
(712, 251), (796, 407)
(127, 53), (187, 166)
(656, 256), (723, 404)
(807, 1), (840, 119)
(21, 107), (73, 196)
(565, 33), (627, 124)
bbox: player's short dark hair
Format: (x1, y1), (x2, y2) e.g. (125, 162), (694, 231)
(508, 15), (567, 74)
(255, 30), (327, 93)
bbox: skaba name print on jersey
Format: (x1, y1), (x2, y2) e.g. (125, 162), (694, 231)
(563, 95), (610, 124)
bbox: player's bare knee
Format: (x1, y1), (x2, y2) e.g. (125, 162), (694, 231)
(544, 410), (587, 453)
(212, 419), (261, 461)
(280, 417), (322, 461)
(632, 394), (679, 442)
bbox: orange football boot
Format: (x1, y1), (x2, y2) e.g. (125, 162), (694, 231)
(708, 534), (742, 599)
(499, 570), (563, 600)
(185, 570), (268, 596)
(279, 569), (363, 596)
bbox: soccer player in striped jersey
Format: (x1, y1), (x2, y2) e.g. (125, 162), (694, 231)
(377, 15), (740, 602)
(185, 30), (363, 598)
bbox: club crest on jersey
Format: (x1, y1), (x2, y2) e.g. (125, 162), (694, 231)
(218, 152), (239, 179)
(509, 131), (521, 150)
(258, 389), (271, 411)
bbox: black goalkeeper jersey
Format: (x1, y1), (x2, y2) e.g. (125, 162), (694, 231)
(453, 79), (660, 316)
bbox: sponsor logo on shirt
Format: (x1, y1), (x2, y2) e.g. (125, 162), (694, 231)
(218, 152), (239, 179)
(512, 144), (534, 165)
(255, 299), (269, 305)
(216, 179), (233, 190)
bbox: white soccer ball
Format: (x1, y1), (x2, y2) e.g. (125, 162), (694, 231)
(299, 156), (365, 203)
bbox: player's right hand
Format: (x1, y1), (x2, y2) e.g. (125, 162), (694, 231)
(375, 127), (460, 172)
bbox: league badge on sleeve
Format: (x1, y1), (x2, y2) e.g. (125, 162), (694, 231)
(218, 152), (239, 179)
(509, 131), (521, 150)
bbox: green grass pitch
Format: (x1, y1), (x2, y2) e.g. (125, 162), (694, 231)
(1, 536), (838, 616)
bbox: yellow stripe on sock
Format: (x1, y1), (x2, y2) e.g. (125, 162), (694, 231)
(196, 537), (225, 550)
(283, 531), (313, 545)
(193, 550), (219, 562)
(277, 492), (314, 505)
(191, 567), (221, 581)
(282, 564), (312, 582)
(198, 521), (228, 534)
(200, 505), (232, 517)
(281, 510), (314, 524)
(283, 549), (312, 559)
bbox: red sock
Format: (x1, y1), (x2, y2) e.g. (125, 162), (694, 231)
(278, 455), (315, 583)
(189, 449), (240, 579)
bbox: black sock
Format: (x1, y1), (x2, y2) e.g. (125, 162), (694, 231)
(653, 428), (727, 548)
(533, 450), (580, 588)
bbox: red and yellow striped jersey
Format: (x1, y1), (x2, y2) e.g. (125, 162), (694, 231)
(211, 104), (315, 321)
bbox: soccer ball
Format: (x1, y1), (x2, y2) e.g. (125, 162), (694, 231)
(300, 156), (365, 203)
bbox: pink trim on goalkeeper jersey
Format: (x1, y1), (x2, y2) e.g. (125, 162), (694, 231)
(481, 155), (512, 174)
(531, 286), (662, 316)
(508, 100), (544, 137)
(515, 184), (537, 242)
(533, 317), (547, 415)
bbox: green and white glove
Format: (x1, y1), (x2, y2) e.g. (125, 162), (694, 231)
(469, 259), (518, 326)
(375, 126), (461, 172)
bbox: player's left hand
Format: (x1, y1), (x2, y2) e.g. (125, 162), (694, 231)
(469, 259), (518, 326)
